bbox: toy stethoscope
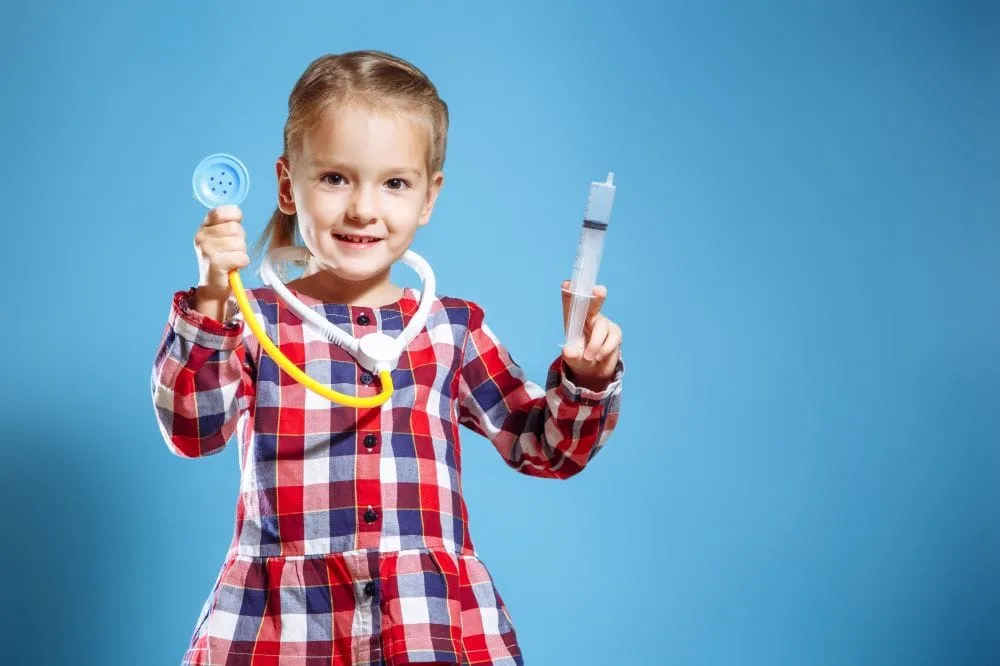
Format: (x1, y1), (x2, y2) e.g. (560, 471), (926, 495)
(192, 153), (435, 408)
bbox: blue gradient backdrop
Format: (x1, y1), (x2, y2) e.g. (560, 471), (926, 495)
(1, 1), (998, 664)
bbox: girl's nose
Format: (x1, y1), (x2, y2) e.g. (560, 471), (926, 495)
(347, 183), (380, 224)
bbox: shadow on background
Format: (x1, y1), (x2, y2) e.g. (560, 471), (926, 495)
(0, 418), (131, 665)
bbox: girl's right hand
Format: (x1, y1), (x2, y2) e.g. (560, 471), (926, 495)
(193, 205), (250, 299)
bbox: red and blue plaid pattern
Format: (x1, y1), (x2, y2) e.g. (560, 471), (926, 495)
(151, 285), (623, 665)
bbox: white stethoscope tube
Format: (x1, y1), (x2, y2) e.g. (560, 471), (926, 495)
(259, 246), (436, 373)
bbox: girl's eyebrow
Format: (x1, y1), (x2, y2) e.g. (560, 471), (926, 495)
(309, 159), (422, 178)
(309, 157), (350, 169)
(386, 167), (423, 178)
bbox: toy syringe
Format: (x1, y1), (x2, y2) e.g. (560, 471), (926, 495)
(565, 172), (616, 351)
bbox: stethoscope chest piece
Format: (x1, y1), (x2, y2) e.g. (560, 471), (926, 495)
(357, 332), (404, 373)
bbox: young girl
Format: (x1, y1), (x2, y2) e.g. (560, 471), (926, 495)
(152, 50), (624, 666)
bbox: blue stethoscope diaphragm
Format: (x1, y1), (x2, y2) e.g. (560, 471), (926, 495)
(192, 153), (250, 208)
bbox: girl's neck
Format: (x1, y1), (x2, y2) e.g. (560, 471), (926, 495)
(290, 264), (403, 308)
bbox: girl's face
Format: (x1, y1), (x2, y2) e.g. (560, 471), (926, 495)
(276, 103), (442, 285)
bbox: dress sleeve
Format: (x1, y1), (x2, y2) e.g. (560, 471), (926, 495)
(456, 302), (623, 479)
(150, 288), (255, 458)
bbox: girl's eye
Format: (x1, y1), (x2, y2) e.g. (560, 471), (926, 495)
(322, 173), (346, 186)
(386, 178), (407, 190)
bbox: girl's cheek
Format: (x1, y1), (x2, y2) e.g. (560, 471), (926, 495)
(313, 194), (348, 224)
(381, 194), (421, 220)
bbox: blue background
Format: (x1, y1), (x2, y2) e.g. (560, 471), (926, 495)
(1, 1), (998, 664)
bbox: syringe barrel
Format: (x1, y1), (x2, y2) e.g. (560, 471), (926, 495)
(565, 172), (616, 350)
(565, 229), (607, 350)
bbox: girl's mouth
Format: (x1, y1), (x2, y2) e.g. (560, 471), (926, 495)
(334, 233), (383, 249)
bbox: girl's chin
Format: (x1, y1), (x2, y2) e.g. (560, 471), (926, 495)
(311, 258), (390, 284)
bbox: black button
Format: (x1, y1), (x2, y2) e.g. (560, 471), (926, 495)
(363, 581), (376, 597)
(364, 507), (379, 523)
(360, 372), (374, 385)
(356, 313), (371, 326)
(364, 434), (378, 448)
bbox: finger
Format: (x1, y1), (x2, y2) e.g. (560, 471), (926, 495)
(213, 250), (251, 271)
(563, 284), (606, 309)
(208, 235), (248, 254)
(583, 316), (610, 361)
(200, 221), (243, 245)
(597, 346), (620, 378)
(561, 339), (583, 363)
(594, 323), (622, 362)
(560, 280), (573, 325)
(587, 285), (607, 318)
(204, 205), (243, 226)
(562, 282), (607, 328)
(195, 228), (245, 256)
(562, 280), (593, 330)
(202, 221), (246, 241)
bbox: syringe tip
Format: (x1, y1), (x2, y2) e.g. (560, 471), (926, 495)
(606, 172), (614, 185)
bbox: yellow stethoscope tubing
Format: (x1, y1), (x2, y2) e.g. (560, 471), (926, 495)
(227, 268), (393, 408)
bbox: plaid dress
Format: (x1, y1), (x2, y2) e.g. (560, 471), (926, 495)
(151, 284), (623, 665)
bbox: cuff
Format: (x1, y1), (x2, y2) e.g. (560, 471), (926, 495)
(168, 288), (244, 351)
(555, 357), (625, 406)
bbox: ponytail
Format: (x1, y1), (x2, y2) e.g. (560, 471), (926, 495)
(252, 207), (297, 265)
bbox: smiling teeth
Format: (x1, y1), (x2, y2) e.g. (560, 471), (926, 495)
(338, 234), (378, 243)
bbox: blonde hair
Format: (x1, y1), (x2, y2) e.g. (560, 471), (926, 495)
(252, 50), (449, 260)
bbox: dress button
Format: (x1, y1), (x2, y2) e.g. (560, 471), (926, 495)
(357, 313), (371, 326)
(360, 372), (374, 385)
(364, 507), (379, 523)
(364, 434), (378, 448)
(364, 581), (376, 597)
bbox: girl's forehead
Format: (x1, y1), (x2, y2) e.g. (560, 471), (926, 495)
(300, 104), (430, 168)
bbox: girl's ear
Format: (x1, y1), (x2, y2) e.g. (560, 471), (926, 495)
(276, 156), (296, 215)
(418, 171), (444, 227)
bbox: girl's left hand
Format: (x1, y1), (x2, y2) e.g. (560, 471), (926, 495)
(560, 281), (623, 391)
